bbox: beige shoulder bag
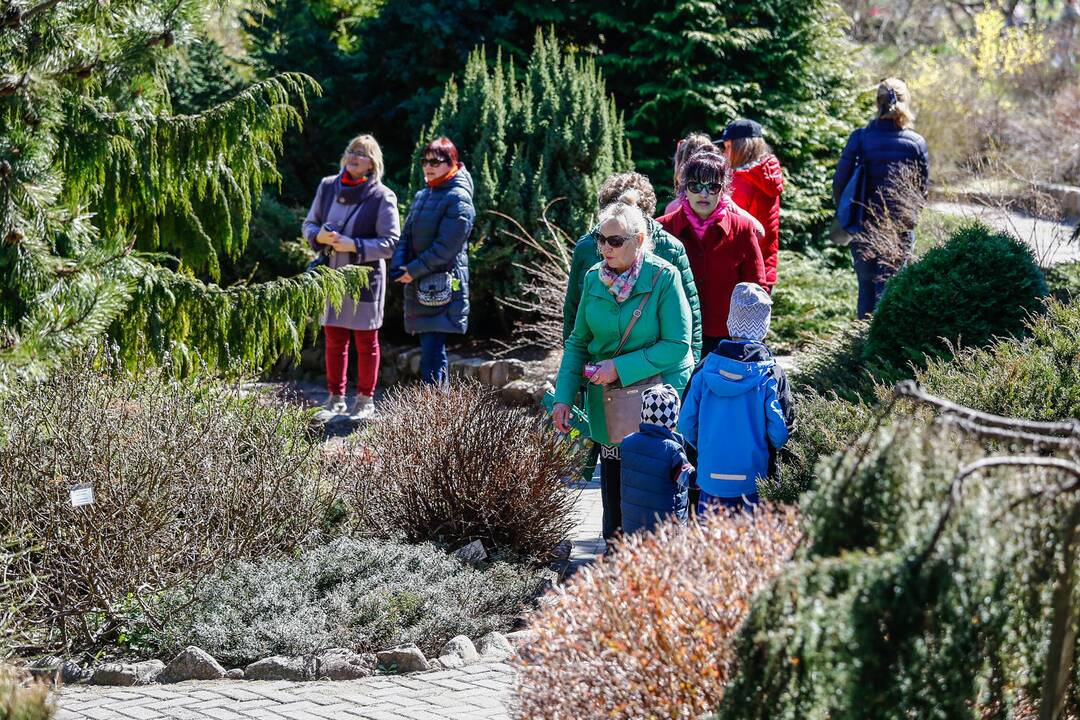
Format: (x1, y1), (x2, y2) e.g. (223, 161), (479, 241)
(602, 272), (662, 445)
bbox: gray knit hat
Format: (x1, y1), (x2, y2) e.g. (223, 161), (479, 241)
(640, 383), (681, 430)
(727, 282), (772, 341)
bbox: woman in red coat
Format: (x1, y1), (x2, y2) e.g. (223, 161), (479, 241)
(718, 119), (784, 292)
(658, 149), (766, 357)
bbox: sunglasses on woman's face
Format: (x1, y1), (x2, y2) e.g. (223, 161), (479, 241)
(420, 157), (447, 167)
(686, 181), (724, 196)
(345, 150), (369, 159)
(597, 233), (633, 249)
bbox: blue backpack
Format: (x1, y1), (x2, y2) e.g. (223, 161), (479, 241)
(830, 129), (868, 246)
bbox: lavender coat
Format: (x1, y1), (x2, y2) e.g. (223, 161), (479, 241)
(303, 174), (400, 330)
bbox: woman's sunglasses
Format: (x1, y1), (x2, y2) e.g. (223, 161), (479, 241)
(345, 150), (369, 159)
(686, 181), (724, 196)
(597, 233), (633, 249)
(420, 157), (448, 167)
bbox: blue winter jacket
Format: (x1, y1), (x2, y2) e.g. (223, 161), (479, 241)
(392, 165), (475, 335)
(620, 423), (691, 535)
(832, 118), (929, 234)
(679, 342), (790, 498)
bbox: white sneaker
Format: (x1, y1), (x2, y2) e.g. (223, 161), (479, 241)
(313, 394), (349, 422)
(349, 394), (376, 421)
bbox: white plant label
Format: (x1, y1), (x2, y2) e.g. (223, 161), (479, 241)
(70, 484), (94, 508)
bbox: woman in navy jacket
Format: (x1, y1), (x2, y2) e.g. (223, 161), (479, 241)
(833, 78), (930, 319)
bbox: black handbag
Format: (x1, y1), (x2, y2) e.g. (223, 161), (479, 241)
(416, 271), (454, 307)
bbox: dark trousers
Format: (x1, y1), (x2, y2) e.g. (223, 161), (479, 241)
(851, 231), (915, 319)
(418, 331), (448, 385)
(599, 445), (622, 540)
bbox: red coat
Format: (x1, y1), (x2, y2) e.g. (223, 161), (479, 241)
(730, 154), (784, 291)
(658, 205), (766, 339)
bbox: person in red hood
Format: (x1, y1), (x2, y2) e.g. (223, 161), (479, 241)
(718, 119), (784, 292)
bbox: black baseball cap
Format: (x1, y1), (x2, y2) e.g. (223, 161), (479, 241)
(717, 119), (763, 143)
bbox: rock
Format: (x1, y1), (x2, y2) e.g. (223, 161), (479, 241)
(505, 359), (526, 381)
(375, 644), (430, 674)
(395, 348), (415, 372)
(225, 668), (245, 680)
(504, 629), (537, 650)
(159, 646), (227, 683)
(477, 361), (496, 386)
(450, 357), (483, 379)
(453, 539), (487, 563)
(408, 351), (422, 376)
(500, 380), (535, 406)
(476, 632), (515, 661)
(91, 660), (165, 687)
(28, 657), (90, 684)
(244, 655), (316, 681)
(489, 361), (510, 387)
(437, 636), (480, 669)
(315, 649), (376, 680)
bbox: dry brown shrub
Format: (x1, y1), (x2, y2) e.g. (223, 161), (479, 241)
(0, 348), (349, 655)
(0, 664), (51, 720)
(352, 381), (582, 559)
(512, 504), (802, 719)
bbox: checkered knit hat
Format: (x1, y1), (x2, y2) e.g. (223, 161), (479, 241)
(640, 383), (681, 430)
(727, 282), (772, 341)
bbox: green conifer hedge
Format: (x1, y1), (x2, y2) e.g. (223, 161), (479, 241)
(413, 29), (632, 328)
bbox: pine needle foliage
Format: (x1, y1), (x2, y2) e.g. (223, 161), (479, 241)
(587, 0), (865, 249)
(719, 414), (1080, 719)
(413, 29), (631, 325)
(0, 0), (365, 387)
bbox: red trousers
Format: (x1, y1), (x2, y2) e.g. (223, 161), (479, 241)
(324, 325), (380, 397)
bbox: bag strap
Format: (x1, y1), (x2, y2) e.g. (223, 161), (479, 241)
(613, 270), (661, 357)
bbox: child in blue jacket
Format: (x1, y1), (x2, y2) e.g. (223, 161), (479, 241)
(619, 383), (695, 535)
(679, 282), (794, 513)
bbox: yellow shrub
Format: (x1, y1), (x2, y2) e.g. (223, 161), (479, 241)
(903, 5), (1050, 174)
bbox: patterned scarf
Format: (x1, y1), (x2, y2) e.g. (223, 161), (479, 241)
(598, 250), (644, 303)
(680, 194), (729, 241)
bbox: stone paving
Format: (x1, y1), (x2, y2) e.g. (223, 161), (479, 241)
(931, 201), (1080, 266)
(52, 478), (605, 720)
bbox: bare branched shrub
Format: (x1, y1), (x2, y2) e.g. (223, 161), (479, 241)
(857, 161), (929, 270)
(512, 506), (801, 719)
(491, 202), (575, 353)
(1008, 83), (1080, 187)
(0, 347), (348, 656)
(352, 381), (581, 559)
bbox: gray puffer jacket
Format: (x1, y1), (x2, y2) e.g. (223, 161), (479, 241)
(392, 165), (475, 335)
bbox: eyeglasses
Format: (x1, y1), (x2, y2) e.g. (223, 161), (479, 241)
(420, 157), (448, 167)
(345, 150), (369, 159)
(686, 181), (724, 196)
(597, 233), (634, 249)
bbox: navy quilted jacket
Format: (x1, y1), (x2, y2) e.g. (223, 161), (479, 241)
(620, 423), (691, 535)
(832, 118), (930, 232)
(392, 165), (475, 335)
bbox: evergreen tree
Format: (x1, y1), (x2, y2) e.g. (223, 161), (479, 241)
(585, 0), (866, 249)
(0, 0), (366, 388)
(413, 29), (631, 331)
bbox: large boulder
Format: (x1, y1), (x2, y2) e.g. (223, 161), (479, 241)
(158, 646), (226, 683)
(376, 644), (430, 673)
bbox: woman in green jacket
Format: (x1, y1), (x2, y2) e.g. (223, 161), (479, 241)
(563, 172), (702, 362)
(552, 195), (694, 542)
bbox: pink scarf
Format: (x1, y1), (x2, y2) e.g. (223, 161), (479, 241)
(680, 194), (729, 241)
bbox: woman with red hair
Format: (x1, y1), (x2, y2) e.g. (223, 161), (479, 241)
(391, 137), (475, 385)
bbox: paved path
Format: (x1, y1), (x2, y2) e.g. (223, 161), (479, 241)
(931, 201), (1079, 266)
(52, 480), (604, 720)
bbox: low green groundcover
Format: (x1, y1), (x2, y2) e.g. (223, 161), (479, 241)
(147, 537), (545, 666)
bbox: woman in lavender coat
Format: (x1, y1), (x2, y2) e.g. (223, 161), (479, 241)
(303, 134), (399, 420)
